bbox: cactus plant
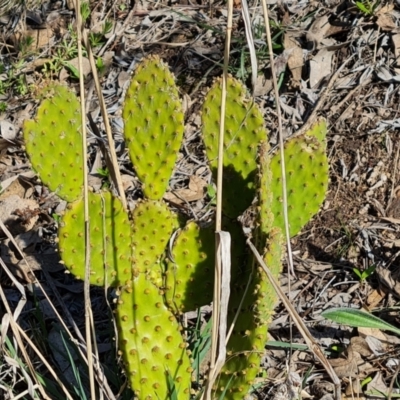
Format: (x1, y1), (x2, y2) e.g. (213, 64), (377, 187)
(214, 228), (283, 398)
(116, 273), (192, 399)
(23, 85), (84, 202)
(212, 140), (284, 398)
(270, 124), (329, 237)
(59, 191), (133, 287)
(165, 221), (215, 313)
(23, 59), (330, 400)
(131, 199), (179, 277)
(115, 56), (192, 398)
(202, 77), (267, 219)
(123, 55), (184, 200)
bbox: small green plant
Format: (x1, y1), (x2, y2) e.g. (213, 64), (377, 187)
(80, 1), (90, 22)
(42, 28), (81, 78)
(18, 35), (35, 55)
(355, 0), (380, 16)
(23, 57), (329, 399)
(0, 102), (7, 112)
(89, 20), (113, 47)
(95, 56), (106, 75)
(352, 264), (376, 282)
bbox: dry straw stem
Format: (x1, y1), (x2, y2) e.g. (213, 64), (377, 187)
(0, 213), (115, 398)
(0, 245), (49, 399)
(241, 0), (257, 93)
(74, 1), (96, 399)
(205, 0), (234, 397)
(0, 292), (49, 399)
(261, 2), (341, 398)
(261, 0), (294, 277)
(247, 239), (342, 400)
(82, 31), (128, 212)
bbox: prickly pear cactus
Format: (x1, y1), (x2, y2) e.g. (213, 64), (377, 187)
(59, 191), (133, 287)
(116, 273), (192, 400)
(120, 56), (193, 398)
(214, 228), (283, 398)
(123, 55), (184, 200)
(165, 221), (215, 313)
(23, 55), (330, 400)
(306, 117), (328, 147)
(23, 85), (84, 202)
(202, 76), (267, 218)
(214, 140), (283, 398)
(270, 120), (329, 237)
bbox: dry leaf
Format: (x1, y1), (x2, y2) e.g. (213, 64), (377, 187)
(366, 289), (385, 310)
(0, 173), (35, 200)
(377, 13), (398, 32)
(283, 32), (303, 87)
(392, 34), (400, 67)
(329, 338), (372, 379)
(376, 4), (398, 32)
(310, 46), (334, 88)
(358, 327), (387, 342)
(164, 175), (207, 205)
(0, 120), (16, 141)
(376, 264), (400, 298)
(0, 195), (39, 236)
(366, 371), (389, 397)
(61, 56), (91, 79)
(306, 14), (331, 48)
(254, 74), (272, 96)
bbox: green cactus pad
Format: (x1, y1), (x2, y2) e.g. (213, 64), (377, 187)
(202, 77), (267, 218)
(258, 227), (283, 322)
(23, 85), (84, 202)
(256, 141), (274, 242)
(306, 118), (327, 148)
(117, 273), (192, 399)
(165, 221), (215, 313)
(214, 228), (282, 398)
(131, 199), (178, 278)
(270, 133), (329, 237)
(123, 55), (184, 200)
(59, 191), (133, 286)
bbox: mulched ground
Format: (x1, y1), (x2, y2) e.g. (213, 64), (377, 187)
(1, 1), (400, 399)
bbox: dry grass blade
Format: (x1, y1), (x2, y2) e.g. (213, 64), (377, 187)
(82, 32), (128, 211)
(261, 0), (295, 277)
(241, 0), (257, 93)
(247, 239), (341, 400)
(14, 322), (75, 400)
(0, 258), (49, 399)
(75, 1), (96, 399)
(205, 0), (234, 397)
(203, 232), (231, 393)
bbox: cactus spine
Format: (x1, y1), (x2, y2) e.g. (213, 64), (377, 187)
(23, 59), (329, 399)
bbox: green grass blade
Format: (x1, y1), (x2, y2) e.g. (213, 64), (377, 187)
(322, 307), (400, 336)
(266, 341), (308, 351)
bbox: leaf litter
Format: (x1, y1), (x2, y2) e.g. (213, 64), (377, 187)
(1, 0), (400, 399)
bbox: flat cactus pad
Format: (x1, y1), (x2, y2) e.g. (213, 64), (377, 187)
(202, 76), (267, 218)
(116, 273), (192, 399)
(131, 199), (178, 278)
(123, 55), (184, 200)
(165, 221), (215, 313)
(58, 191), (133, 286)
(23, 85), (84, 202)
(270, 133), (329, 237)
